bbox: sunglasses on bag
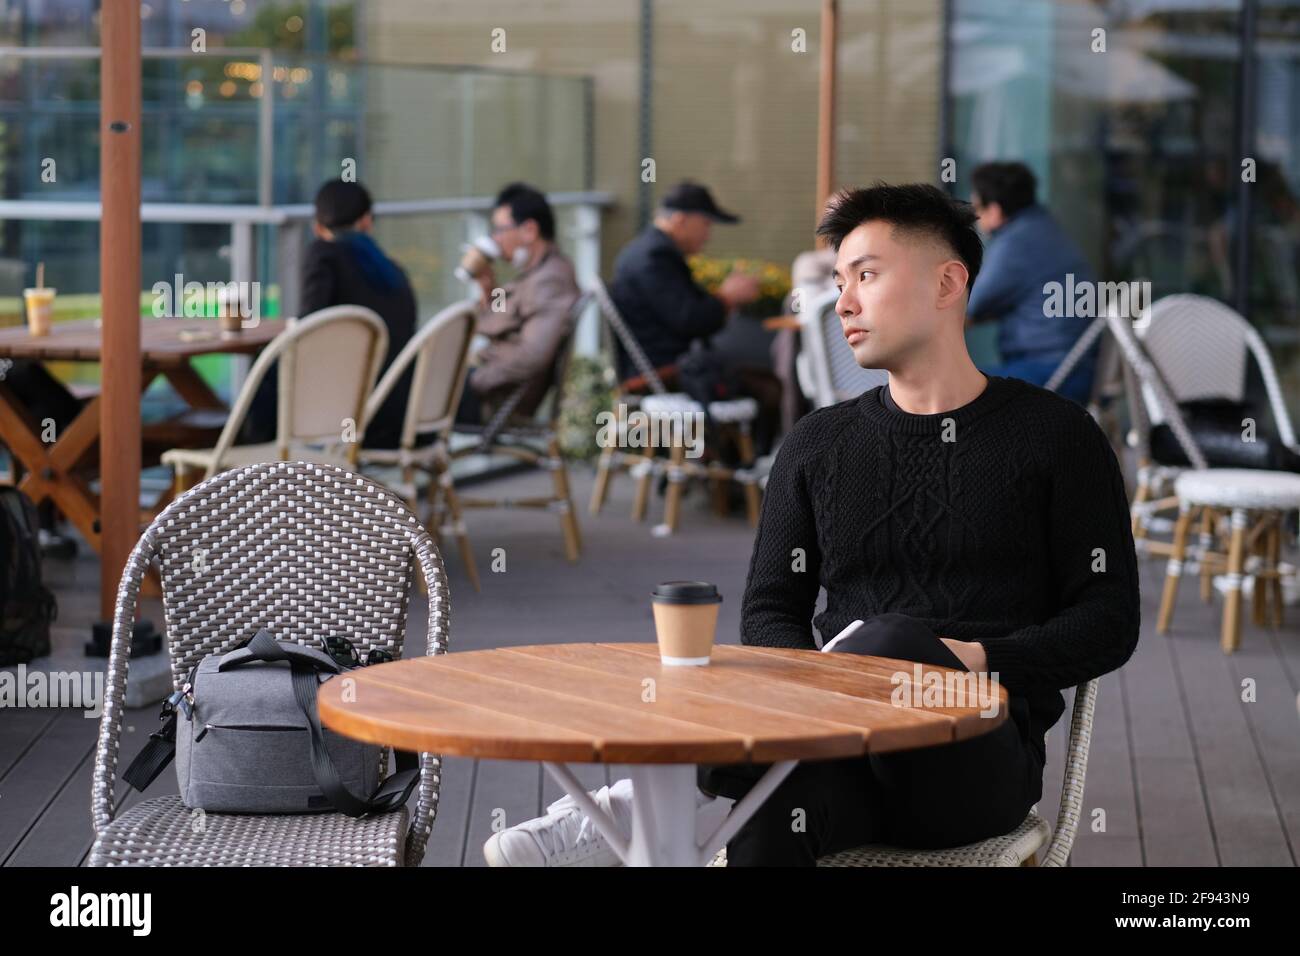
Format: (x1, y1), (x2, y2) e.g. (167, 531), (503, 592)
(322, 634), (394, 668)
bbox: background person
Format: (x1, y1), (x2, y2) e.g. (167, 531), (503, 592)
(455, 182), (581, 426)
(246, 179), (417, 449)
(967, 161), (1098, 404)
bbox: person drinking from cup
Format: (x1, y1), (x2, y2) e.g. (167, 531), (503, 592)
(484, 182), (1140, 867)
(453, 182), (581, 426)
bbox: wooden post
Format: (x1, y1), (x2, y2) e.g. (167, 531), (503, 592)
(99, 3), (142, 621)
(815, 0), (838, 239)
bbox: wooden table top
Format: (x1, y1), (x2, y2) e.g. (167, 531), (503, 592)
(317, 643), (1008, 765)
(0, 317), (287, 365)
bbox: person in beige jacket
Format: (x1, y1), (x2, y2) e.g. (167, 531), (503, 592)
(456, 183), (581, 424)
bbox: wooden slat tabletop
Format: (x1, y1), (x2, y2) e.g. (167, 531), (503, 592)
(317, 643), (1008, 765)
(0, 318), (286, 364)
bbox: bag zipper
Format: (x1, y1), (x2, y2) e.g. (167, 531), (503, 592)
(195, 722), (303, 742)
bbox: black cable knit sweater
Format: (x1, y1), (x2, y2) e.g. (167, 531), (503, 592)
(741, 374), (1141, 764)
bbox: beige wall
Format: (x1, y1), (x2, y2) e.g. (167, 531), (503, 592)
(362, 0), (944, 276)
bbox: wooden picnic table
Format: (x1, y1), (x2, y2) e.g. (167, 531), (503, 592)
(318, 642), (1008, 866)
(0, 317), (286, 563)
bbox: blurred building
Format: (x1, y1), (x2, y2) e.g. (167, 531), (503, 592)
(0, 0), (1296, 413)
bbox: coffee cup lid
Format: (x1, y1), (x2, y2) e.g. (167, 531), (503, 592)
(651, 581), (722, 605)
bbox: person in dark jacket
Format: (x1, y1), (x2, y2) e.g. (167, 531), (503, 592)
(967, 162), (1098, 404)
(245, 179), (417, 449)
(608, 181), (759, 380)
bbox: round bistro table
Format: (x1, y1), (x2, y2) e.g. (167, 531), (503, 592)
(317, 642), (1008, 867)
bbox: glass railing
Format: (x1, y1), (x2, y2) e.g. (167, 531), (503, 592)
(0, 48), (606, 413)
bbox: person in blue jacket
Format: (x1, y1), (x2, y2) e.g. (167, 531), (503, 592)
(968, 162), (1098, 404)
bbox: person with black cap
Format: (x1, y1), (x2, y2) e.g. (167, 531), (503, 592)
(245, 179), (417, 449)
(608, 181), (760, 380)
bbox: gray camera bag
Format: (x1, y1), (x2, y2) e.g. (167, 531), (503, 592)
(125, 629), (417, 816)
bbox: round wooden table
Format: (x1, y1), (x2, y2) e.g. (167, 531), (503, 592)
(317, 642), (1008, 866)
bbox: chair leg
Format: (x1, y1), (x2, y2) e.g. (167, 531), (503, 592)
(402, 464), (420, 520)
(1221, 508), (1249, 654)
(630, 446), (655, 523)
(735, 426), (762, 529)
(439, 470), (481, 593)
(1269, 521), (1284, 628)
(590, 445), (615, 516)
(1157, 503), (1196, 634)
(549, 437), (581, 562)
(1251, 523), (1269, 628)
(663, 443), (686, 533)
(423, 467), (444, 553)
(1198, 508), (1217, 603)
(1131, 464), (1152, 541)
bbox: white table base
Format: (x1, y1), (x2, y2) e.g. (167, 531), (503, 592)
(542, 760), (799, 867)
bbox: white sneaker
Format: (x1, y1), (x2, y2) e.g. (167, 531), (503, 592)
(483, 778), (634, 867)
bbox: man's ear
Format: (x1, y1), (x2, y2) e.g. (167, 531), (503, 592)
(936, 259), (969, 311)
(356, 211), (374, 234)
(312, 221), (332, 240)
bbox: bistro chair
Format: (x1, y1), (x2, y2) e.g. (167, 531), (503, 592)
(795, 286), (888, 409)
(1070, 303), (1299, 652)
(447, 293), (592, 567)
(356, 299), (479, 589)
(89, 460), (450, 866)
(161, 306), (387, 494)
(586, 278), (762, 533)
(710, 678), (1098, 867)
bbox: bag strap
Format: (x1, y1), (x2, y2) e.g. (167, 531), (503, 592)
(288, 663), (418, 817)
(217, 629), (341, 674)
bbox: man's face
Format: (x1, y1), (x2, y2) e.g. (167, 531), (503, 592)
(490, 204), (537, 259)
(831, 220), (955, 371)
(971, 192), (1004, 234)
(673, 211), (713, 254)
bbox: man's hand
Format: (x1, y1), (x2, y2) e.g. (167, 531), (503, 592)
(939, 637), (988, 673)
(717, 272), (760, 311)
(475, 267), (497, 307)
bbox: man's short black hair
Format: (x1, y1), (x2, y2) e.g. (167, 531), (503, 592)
(314, 179), (373, 230)
(970, 162), (1037, 217)
(494, 181), (556, 240)
(815, 182), (983, 291)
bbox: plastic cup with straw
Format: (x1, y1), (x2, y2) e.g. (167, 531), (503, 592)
(23, 262), (55, 337)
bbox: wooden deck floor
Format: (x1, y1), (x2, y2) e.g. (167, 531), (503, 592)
(2, 461), (1298, 867)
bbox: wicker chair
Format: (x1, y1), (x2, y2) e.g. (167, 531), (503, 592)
(795, 287), (888, 409)
(161, 306), (389, 495)
(710, 678), (1097, 867)
(446, 292), (591, 565)
(586, 278), (762, 533)
(89, 460), (450, 867)
(357, 299), (479, 589)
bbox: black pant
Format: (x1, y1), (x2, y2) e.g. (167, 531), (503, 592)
(699, 613), (1043, 866)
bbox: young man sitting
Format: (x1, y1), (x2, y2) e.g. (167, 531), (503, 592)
(484, 182), (1140, 867)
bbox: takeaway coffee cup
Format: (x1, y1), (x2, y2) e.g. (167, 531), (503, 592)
(651, 581), (722, 666)
(216, 286), (242, 335)
(23, 287), (55, 337)
(454, 235), (502, 283)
